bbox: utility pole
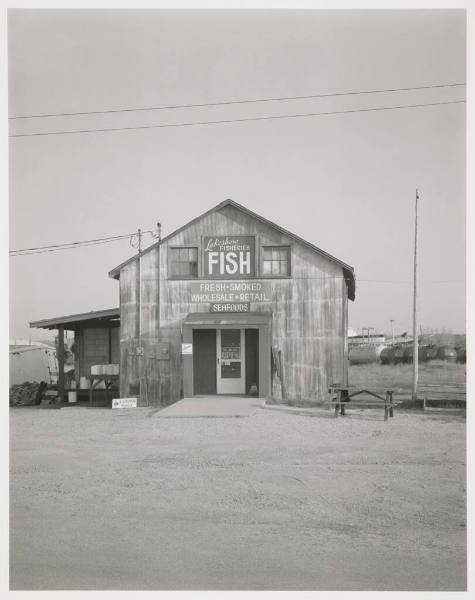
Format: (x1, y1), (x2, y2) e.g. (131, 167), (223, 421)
(138, 228), (142, 338)
(390, 319), (395, 346)
(362, 327), (374, 345)
(412, 190), (419, 401)
(136, 228), (144, 403)
(130, 228), (143, 339)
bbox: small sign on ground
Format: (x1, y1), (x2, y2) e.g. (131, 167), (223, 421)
(112, 397), (137, 409)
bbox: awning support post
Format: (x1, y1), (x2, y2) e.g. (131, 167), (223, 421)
(58, 325), (65, 403)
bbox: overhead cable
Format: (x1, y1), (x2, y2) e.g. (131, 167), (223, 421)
(9, 82), (466, 120)
(10, 230), (154, 255)
(9, 99), (466, 139)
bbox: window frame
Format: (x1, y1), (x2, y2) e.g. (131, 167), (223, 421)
(168, 245), (199, 280)
(260, 244), (292, 278)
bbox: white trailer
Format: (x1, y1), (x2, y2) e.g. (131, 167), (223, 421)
(9, 346), (58, 386)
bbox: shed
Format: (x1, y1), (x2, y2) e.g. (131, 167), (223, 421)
(30, 308), (120, 400)
(109, 199), (355, 406)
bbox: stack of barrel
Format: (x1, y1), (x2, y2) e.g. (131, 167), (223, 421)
(379, 344), (464, 365)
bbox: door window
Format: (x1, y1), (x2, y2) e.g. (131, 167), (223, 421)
(220, 329), (241, 379)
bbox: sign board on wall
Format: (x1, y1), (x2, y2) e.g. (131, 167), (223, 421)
(112, 398), (137, 409)
(190, 281), (271, 303)
(203, 236), (255, 279)
(210, 302), (250, 313)
(181, 343), (193, 355)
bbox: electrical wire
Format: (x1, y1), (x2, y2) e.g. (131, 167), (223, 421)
(11, 233), (134, 253)
(10, 230), (154, 255)
(11, 238), (133, 256)
(9, 99), (465, 139)
(9, 82), (466, 120)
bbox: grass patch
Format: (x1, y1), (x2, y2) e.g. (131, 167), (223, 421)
(349, 360), (466, 392)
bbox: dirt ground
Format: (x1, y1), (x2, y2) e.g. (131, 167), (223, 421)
(10, 405), (466, 591)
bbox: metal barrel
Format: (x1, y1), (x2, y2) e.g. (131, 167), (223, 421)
(436, 345), (458, 363)
(456, 347), (466, 363)
(393, 346), (406, 365)
(349, 346), (380, 365)
(380, 346), (397, 365)
(425, 346), (438, 361)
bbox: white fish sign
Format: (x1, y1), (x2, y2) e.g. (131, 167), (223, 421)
(203, 235), (255, 279)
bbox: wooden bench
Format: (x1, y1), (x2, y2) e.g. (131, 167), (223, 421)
(418, 383), (466, 410)
(328, 385), (399, 421)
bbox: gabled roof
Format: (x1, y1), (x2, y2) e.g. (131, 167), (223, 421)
(30, 308), (120, 331)
(108, 199), (355, 300)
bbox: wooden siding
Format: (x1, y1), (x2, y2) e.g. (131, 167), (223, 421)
(119, 260), (140, 400)
(118, 203), (349, 406)
(74, 327), (120, 378)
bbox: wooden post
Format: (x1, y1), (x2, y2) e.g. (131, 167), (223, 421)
(108, 327), (112, 363)
(412, 189), (419, 401)
(334, 402), (339, 418)
(58, 325), (65, 403)
(133, 229), (143, 404)
(387, 390), (394, 418)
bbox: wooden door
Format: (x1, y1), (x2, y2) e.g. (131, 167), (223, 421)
(193, 329), (217, 395)
(245, 328), (259, 395)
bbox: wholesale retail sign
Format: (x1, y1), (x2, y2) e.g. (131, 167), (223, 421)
(190, 281), (271, 304)
(203, 236), (255, 279)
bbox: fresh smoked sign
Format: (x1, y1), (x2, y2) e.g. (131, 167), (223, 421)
(190, 281), (271, 303)
(203, 236), (255, 279)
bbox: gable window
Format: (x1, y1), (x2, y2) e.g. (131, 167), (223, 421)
(262, 245), (291, 276)
(169, 247), (198, 278)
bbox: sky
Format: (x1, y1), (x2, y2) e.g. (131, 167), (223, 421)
(8, 8), (466, 340)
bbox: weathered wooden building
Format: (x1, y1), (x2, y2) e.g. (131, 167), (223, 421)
(109, 200), (355, 406)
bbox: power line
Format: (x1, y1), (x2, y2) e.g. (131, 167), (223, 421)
(9, 99), (466, 139)
(10, 230), (154, 255)
(11, 233), (134, 253)
(8, 82), (466, 120)
(11, 238), (131, 256)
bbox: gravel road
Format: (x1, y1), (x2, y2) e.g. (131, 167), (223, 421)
(10, 405), (466, 590)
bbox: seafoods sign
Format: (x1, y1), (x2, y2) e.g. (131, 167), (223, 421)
(210, 302), (250, 313)
(203, 235), (255, 279)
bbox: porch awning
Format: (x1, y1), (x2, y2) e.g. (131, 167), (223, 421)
(183, 312), (272, 326)
(30, 308), (120, 331)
